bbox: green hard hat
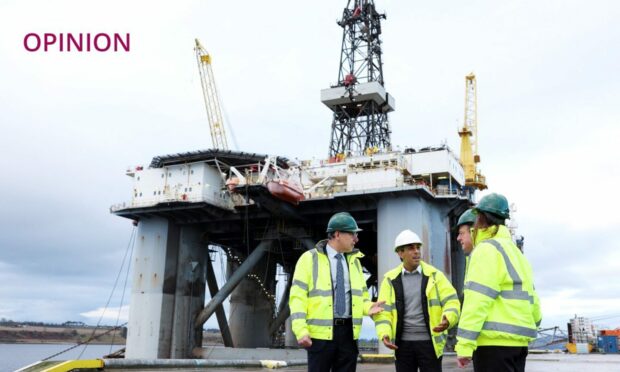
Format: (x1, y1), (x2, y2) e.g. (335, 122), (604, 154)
(457, 209), (476, 227)
(326, 212), (362, 233)
(474, 193), (510, 219)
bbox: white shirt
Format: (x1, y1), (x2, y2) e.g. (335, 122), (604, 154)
(326, 244), (351, 318)
(402, 265), (423, 276)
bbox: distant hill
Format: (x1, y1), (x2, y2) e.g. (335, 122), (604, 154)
(0, 322), (126, 345)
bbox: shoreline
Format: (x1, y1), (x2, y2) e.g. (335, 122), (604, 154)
(0, 325), (126, 346)
(0, 340), (125, 345)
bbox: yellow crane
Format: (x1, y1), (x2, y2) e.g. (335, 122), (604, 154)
(458, 73), (487, 190)
(195, 38), (228, 150)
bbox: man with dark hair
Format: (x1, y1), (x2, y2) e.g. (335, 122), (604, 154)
(455, 193), (542, 372)
(456, 209), (476, 255)
(289, 212), (384, 372)
(375, 229), (460, 372)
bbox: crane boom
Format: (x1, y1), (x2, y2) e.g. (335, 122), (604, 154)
(458, 72), (487, 190)
(195, 38), (228, 150)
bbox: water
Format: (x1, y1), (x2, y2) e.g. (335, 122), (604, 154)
(0, 343), (121, 372)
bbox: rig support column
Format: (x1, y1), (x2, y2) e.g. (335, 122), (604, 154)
(169, 226), (208, 358)
(125, 217), (180, 359)
(228, 241), (276, 348)
(195, 241), (270, 327)
(205, 246), (234, 347)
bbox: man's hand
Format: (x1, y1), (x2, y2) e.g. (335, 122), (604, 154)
(457, 356), (471, 368)
(368, 300), (385, 316)
(297, 335), (312, 348)
(432, 315), (450, 332)
(382, 335), (398, 350)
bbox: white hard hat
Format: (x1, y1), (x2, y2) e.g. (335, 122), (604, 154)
(394, 229), (423, 251)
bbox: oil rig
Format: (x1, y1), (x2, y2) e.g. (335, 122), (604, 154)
(111, 0), (487, 359)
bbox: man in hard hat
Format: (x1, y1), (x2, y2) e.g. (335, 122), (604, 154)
(456, 209), (476, 255)
(455, 209), (476, 306)
(289, 212), (385, 372)
(455, 193), (542, 371)
(374, 229), (460, 372)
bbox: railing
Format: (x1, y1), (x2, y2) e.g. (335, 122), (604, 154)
(110, 188), (235, 212)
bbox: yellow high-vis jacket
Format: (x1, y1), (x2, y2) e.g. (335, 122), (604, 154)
(374, 261), (460, 358)
(455, 225), (542, 358)
(289, 240), (373, 340)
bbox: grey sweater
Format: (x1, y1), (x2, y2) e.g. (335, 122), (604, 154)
(401, 271), (430, 341)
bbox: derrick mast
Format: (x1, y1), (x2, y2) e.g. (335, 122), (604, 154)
(458, 73), (487, 190)
(195, 39), (229, 150)
(321, 0), (395, 158)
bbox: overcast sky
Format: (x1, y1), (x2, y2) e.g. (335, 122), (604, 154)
(1, 0), (619, 339)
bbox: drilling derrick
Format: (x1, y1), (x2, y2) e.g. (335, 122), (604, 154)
(322, 0), (395, 158)
(458, 73), (487, 190)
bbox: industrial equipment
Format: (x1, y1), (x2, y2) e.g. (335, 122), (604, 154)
(195, 38), (229, 150)
(458, 73), (487, 190)
(322, 0), (394, 158)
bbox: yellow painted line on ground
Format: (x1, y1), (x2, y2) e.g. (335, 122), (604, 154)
(41, 359), (104, 372)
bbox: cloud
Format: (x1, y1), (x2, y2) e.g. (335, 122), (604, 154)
(0, 0), (619, 335)
(80, 305), (129, 324)
(540, 289), (620, 329)
(490, 123), (620, 232)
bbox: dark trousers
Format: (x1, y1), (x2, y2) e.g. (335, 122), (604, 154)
(395, 340), (442, 372)
(307, 322), (358, 372)
(472, 346), (528, 372)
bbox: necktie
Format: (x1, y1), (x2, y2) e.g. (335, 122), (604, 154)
(335, 253), (346, 316)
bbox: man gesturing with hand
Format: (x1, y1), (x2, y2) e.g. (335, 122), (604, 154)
(289, 212), (384, 372)
(374, 229), (460, 372)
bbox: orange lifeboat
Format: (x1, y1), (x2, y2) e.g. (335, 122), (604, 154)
(267, 179), (305, 205)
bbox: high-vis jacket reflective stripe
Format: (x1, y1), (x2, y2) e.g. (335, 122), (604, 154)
(289, 240), (373, 341)
(455, 225), (542, 358)
(374, 261), (460, 358)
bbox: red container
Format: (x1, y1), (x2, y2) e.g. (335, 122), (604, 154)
(600, 330), (620, 337)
